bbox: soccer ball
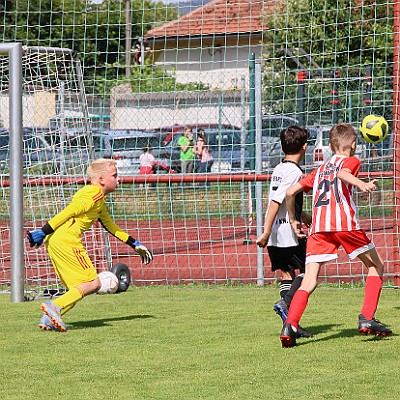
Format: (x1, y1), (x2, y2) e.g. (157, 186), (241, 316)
(97, 271), (119, 295)
(359, 114), (389, 144)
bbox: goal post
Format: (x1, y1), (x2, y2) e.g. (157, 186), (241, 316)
(392, 0), (400, 286)
(0, 44), (109, 302)
(0, 43), (24, 303)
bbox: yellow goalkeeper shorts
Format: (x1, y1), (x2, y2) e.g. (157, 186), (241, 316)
(45, 233), (98, 289)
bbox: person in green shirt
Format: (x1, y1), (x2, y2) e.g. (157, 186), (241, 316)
(178, 127), (195, 173)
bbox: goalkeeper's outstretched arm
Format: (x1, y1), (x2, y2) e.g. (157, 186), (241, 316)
(98, 216), (153, 265)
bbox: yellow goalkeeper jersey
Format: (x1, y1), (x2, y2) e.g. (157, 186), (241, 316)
(47, 184), (129, 244)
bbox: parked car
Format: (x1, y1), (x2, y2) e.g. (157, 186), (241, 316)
(305, 125), (368, 167)
(97, 130), (173, 175)
(266, 125), (368, 170)
(245, 114), (299, 146)
(207, 128), (250, 172)
(41, 128), (172, 175)
(243, 114), (299, 170)
(0, 128), (59, 174)
(160, 126), (250, 173)
(39, 127), (101, 172)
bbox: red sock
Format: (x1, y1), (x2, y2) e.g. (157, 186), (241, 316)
(286, 289), (309, 329)
(361, 276), (383, 320)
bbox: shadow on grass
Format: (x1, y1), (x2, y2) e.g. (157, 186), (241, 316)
(295, 324), (396, 347)
(69, 314), (156, 329)
(302, 323), (338, 336)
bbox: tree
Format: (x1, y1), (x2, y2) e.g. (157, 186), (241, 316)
(261, 0), (394, 124)
(0, 0), (179, 94)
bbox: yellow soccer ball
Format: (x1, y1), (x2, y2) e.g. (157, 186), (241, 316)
(359, 114), (389, 144)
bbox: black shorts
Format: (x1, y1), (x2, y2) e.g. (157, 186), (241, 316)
(267, 239), (306, 273)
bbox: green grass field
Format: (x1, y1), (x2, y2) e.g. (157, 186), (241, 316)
(1, 286), (400, 400)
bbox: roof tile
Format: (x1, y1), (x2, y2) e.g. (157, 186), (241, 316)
(145, 0), (277, 39)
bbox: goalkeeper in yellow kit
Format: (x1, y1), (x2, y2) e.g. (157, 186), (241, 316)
(27, 158), (153, 332)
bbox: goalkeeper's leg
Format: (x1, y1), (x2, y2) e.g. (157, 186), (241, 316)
(54, 280), (101, 312)
(43, 242), (101, 330)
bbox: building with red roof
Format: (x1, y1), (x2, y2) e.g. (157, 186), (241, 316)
(144, 0), (277, 89)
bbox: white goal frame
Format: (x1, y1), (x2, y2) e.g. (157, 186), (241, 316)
(1, 44), (99, 303)
(0, 43), (24, 303)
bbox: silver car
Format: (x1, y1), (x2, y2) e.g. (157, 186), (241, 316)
(40, 128), (173, 175)
(305, 125), (367, 167)
(99, 130), (172, 175)
(266, 125), (368, 170)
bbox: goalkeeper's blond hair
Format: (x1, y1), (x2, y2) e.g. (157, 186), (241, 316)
(87, 158), (117, 182)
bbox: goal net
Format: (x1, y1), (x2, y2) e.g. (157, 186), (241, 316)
(0, 1), (399, 300)
(0, 46), (110, 300)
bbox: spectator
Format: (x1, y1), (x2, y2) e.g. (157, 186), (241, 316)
(195, 129), (214, 187)
(139, 146), (155, 189)
(139, 146), (155, 175)
(178, 127), (195, 174)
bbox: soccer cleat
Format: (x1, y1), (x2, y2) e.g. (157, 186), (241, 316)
(358, 314), (392, 337)
(38, 314), (56, 331)
(280, 322), (297, 348)
(296, 325), (312, 339)
(274, 299), (311, 338)
(273, 299), (288, 323)
(40, 301), (67, 332)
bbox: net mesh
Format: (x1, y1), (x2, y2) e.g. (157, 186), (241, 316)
(0, 46), (110, 298)
(0, 1), (398, 298)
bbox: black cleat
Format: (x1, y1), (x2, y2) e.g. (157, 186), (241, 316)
(273, 299), (288, 323)
(296, 325), (312, 338)
(280, 322), (297, 347)
(358, 314), (392, 337)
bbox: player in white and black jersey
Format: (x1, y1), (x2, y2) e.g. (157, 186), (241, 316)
(257, 126), (312, 339)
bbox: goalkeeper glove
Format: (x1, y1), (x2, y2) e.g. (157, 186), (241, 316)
(27, 230), (46, 248)
(27, 223), (54, 248)
(127, 236), (153, 264)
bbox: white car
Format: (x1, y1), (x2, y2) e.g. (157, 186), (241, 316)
(266, 125), (368, 170)
(306, 125), (367, 167)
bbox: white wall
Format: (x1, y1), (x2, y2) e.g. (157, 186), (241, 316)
(110, 88), (249, 130)
(112, 103), (249, 130)
(158, 44), (262, 89)
(0, 92), (55, 128)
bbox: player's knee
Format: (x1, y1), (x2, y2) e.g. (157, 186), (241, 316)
(299, 278), (317, 293)
(371, 262), (384, 277)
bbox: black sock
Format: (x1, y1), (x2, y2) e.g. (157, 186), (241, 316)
(284, 273), (304, 308)
(279, 279), (293, 300)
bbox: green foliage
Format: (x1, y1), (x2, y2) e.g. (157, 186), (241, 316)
(1, 287), (400, 399)
(97, 62), (210, 94)
(262, 0), (394, 123)
(264, 0), (393, 67)
(0, 0), (179, 94)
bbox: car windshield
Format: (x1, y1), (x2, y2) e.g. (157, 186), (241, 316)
(110, 135), (162, 151)
(306, 129), (318, 146)
(321, 130), (330, 146)
(245, 116), (299, 143)
(207, 130), (242, 149)
(0, 134), (9, 148)
(44, 129), (91, 146)
(167, 129), (242, 148)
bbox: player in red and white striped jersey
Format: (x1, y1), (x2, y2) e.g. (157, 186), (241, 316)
(302, 154), (360, 234)
(279, 123), (392, 347)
